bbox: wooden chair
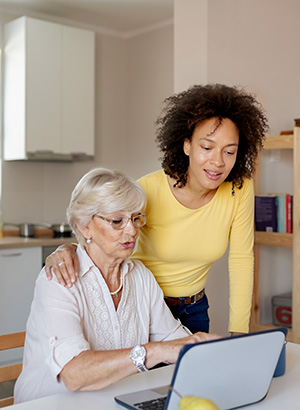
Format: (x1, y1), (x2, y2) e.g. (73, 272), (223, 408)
(0, 332), (25, 408)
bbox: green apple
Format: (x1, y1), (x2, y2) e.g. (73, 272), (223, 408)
(179, 395), (219, 410)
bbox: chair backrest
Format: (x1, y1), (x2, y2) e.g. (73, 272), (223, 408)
(0, 332), (25, 408)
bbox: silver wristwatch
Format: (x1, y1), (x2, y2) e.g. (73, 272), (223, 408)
(129, 345), (149, 372)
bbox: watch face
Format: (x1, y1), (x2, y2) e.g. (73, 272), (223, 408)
(131, 345), (145, 360)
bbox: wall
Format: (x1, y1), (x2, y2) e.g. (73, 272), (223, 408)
(126, 26), (174, 179)
(174, 0), (207, 92)
(0, 11), (173, 224)
(174, 0), (300, 334)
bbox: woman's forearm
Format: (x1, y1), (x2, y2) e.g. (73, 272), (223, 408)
(60, 348), (136, 391)
(60, 344), (170, 391)
(60, 332), (220, 392)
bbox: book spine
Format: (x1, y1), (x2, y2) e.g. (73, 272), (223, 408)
(286, 194), (292, 233)
(255, 195), (277, 232)
(291, 195), (293, 233)
(276, 195), (286, 233)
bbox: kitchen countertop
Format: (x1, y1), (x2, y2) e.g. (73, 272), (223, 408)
(0, 236), (76, 250)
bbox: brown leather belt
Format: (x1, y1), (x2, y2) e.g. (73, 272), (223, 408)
(164, 289), (205, 307)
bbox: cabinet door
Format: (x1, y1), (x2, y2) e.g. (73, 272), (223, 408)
(4, 16), (95, 160)
(26, 18), (62, 153)
(0, 247), (42, 334)
(3, 17), (27, 160)
(61, 26), (95, 157)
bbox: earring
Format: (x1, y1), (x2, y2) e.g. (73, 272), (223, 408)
(86, 238), (92, 244)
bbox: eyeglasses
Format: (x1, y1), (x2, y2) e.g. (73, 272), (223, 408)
(94, 213), (147, 230)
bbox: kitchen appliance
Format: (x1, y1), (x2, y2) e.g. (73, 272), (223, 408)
(4, 222), (73, 238)
(51, 223), (73, 238)
(18, 223), (35, 237)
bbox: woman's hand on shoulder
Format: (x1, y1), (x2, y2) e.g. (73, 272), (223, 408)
(45, 244), (79, 288)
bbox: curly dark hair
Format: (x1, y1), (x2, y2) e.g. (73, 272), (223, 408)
(155, 84), (268, 190)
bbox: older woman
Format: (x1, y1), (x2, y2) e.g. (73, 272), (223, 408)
(14, 167), (218, 403)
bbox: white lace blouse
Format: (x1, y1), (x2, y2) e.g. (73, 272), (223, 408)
(14, 245), (189, 402)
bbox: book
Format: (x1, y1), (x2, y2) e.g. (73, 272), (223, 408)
(286, 194), (292, 233)
(255, 195), (277, 232)
(275, 194), (286, 233)
(291, 195), (293, 233)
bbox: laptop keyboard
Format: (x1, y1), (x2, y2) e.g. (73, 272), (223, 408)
(133, 396), (167, 409)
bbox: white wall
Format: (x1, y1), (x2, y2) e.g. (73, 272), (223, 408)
(126, 26), (174, 179)
(174, 0), (208, 92)
(174, 0), (300, 334)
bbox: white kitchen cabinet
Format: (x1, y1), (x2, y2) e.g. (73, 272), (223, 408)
(3, 16), (95, 161)
(62, 25), (95, 157)
(0, 247), (42, 365)
(0, 247), (42, 334)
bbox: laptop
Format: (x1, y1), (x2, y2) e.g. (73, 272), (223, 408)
(115, 328), (287, 410)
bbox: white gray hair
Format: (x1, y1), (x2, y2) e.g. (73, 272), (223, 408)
(67, 167), (146, 247)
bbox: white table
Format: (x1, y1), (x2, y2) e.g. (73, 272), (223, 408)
(10, 343), (300, 410)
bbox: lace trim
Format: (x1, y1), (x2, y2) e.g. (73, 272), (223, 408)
(82, 268), (140, 350)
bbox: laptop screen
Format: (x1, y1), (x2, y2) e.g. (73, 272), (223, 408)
(166, 328), (287, 409)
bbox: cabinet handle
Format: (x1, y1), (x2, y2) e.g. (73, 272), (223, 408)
(1, 252), (22, 257)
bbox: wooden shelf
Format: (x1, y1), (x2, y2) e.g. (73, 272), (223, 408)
(254, 231), (293, 247)
(263, 134), (294, 150)
(251, 127), (300, 343)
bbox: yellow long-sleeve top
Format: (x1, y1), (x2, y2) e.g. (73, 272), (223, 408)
(133, 170), (254, 333)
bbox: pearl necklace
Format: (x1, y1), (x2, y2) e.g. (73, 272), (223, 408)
(110, 269), (123, 297)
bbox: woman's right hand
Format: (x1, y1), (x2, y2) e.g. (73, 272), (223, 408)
(145, 331), (221, 368)
(45, 244), (79, 287)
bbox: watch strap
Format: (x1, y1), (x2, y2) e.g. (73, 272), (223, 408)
(136, 362), (148, 373)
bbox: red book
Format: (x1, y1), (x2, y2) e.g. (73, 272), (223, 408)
(286, 194), (292, 233)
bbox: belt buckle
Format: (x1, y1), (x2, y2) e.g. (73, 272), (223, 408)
(190, 295), (197, 305)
